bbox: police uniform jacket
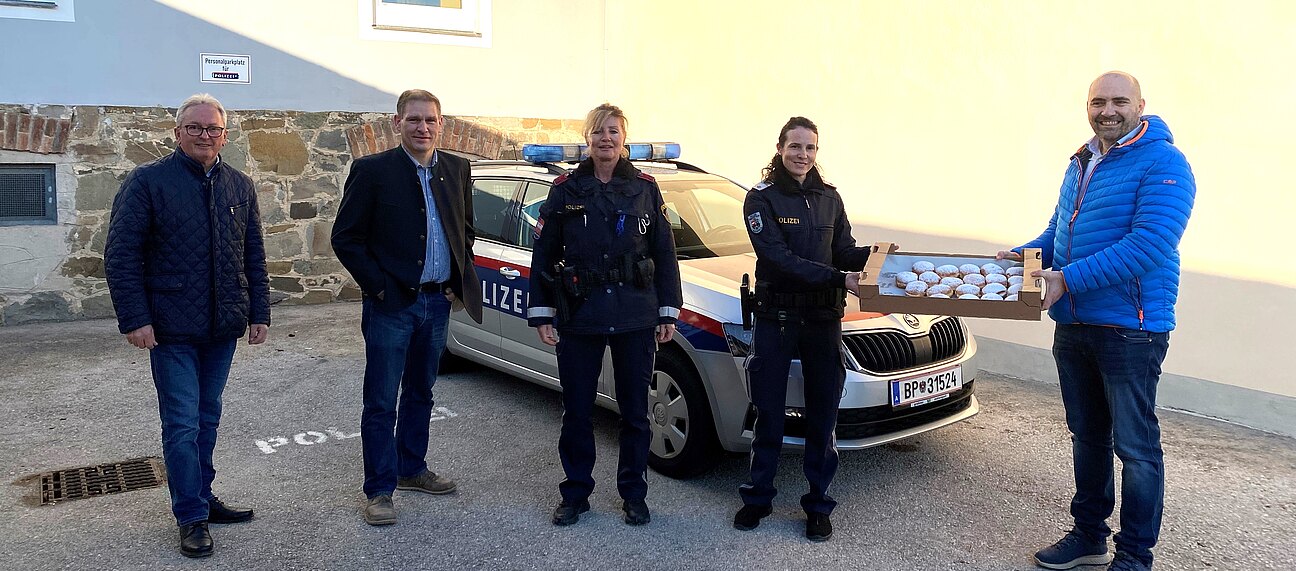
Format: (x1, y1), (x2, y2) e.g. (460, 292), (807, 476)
(743, 167), (870, 321)
(527, 157), (683, 334)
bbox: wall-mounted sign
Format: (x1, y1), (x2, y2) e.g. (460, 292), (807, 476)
(200, 53), (250, 84)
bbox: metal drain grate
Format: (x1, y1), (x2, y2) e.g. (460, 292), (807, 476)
(39, 457), (165, 505)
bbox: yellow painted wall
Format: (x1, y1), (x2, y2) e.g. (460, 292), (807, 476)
(154, 0), (1295, 399)
(602, 0), (1296, 398)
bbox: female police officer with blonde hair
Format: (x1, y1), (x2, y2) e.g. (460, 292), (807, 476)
(734, 116), (871, 542)
(527, 103), (682, 527)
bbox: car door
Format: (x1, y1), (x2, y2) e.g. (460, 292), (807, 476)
(496, 181), (563, 387)
(446, 178), (517, 360)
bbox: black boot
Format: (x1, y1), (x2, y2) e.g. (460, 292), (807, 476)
(551, 499), (590, 526)
(733, 504), (772, 531)
(622, 499), (651, 526)
(805, 512), (833, 542)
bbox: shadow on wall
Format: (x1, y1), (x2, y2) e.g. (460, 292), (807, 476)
(0, 0), (397, 111)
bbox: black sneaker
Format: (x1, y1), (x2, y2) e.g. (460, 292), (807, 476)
(1107, 552), (1151, 571)
(733, 504), (772, 531)
(1033, 528), (1112, 569)
(805, 512), (832, 542)
(551, 498), (590, 526)
(622, 499), (651, 526)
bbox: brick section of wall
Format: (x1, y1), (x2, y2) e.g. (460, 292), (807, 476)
(0, 109), (71, 154)
(344, 116), (508, 160)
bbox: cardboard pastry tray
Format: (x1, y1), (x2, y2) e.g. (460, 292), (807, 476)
(857, 242), (1044, 321)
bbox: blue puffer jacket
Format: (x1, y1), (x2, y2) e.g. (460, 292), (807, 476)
(105, 149), (270, 343)
(1018, 115), (1195, 332)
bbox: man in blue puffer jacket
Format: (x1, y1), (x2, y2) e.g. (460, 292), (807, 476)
(105, 94), (270, 559)
(1001, 72), (1195, 571)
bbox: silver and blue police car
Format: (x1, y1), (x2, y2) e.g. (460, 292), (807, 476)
(446, 143), (982, 478)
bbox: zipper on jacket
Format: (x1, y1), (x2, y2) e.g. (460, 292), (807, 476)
(1134, 276), (1144, 330)
(207, 175), (217, 335)
(1066, 154), (1102, 321)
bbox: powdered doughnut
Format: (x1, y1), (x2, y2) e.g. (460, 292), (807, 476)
(1005, 294), (1019, 301)
(918, 271), (941, 285)
(927, 284), (953, 297)
(957, 294), (979, 300)
(958, 263), (981, 276)
(981, 293), (1004, 301)
(940, 277), (964, 288)
(981, 263), (1006, 276)
(954, 284), (981, 297)
(962, 273), (987, 287)
(895, 271), (919, 287)
(1007, 283), (1023, 296)
(905, 281), (929, 297)
(912, 261), (935, 274)
(985, 273), (1008, 285)
(1007, 266), (1025, 277)
(982, 283), (1008, 296)
(929, 293), (950, 299)
(935, 264), (960, 278)
(1008, 275), (1024, 286)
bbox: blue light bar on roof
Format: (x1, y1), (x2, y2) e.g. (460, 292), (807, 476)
(521, 144), (586, 163)
(626, 142), (682, 160)
(521, 142), (681, 163)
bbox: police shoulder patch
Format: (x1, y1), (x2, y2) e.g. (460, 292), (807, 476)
(637, 172), (655, 182)
(752, 181), (773, 192)
(552, 172), (571, 185)
(747, 211), (764, 234)
(533, 217), (545, 240)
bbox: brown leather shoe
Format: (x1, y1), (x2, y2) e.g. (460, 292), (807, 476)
(396, 470), (457, 495)
(364, 494), (397, 526)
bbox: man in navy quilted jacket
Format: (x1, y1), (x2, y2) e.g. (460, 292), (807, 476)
(105, 94), (269, 558)
(1001, 72), (1195, 571)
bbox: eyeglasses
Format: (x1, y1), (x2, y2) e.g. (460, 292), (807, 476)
(182, 125), (227, 137)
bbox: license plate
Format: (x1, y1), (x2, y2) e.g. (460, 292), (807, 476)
(890, 365), (963, 408)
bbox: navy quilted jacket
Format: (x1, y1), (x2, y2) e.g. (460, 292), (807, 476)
(105, 149), (270, 343)
(1019, 115), (1195, 332)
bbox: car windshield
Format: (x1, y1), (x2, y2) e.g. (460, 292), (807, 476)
(518, 175), (754, 259)
(658, 178), (753, 259)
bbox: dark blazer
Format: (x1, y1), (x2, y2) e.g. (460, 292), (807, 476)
(105, 149), (271, 343)
(332, 146), (483, 323)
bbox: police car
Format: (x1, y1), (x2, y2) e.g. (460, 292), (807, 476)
(447, 143), (982, 478)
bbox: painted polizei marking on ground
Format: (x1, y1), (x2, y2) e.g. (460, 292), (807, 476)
(253, 407), (460, 454)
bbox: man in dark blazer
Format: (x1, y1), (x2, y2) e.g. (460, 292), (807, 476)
(332, 89), (483, 526)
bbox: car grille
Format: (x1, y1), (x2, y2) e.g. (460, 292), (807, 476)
(781, 381), (975, 441)
(841, 317), (966, 374)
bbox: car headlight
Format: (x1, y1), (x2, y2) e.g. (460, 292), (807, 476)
(721, 322), (753, 357)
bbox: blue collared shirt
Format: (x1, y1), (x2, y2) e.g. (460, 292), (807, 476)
(403, 148), (452, 284)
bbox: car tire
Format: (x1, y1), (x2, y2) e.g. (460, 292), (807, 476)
(438, 348), (475, 375)
(646, 349), (720, 479)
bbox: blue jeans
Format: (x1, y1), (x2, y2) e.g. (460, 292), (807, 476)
(149, 338), (238, 525)
(360, 291), (451, 498)
(1053, 324), (1170, 567)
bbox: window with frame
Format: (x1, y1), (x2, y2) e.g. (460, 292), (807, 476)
(359, 0), (491, 47)
(0, 165), (57, 225)
(0, 0), (75, 23)
(471, 178), (518, 243)
(514, 182), (552, 249)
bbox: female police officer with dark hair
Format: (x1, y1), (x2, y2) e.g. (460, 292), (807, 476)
(733, 116), (871, 542)
(527, 103), (682, 527)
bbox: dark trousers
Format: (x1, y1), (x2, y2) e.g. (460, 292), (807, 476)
(360, 291), (451, 498)
(1054, 324), (1170, 567)
(740, 317), (844, 515)
(555, 328), (656, 503)
(149, 338), (238, 525)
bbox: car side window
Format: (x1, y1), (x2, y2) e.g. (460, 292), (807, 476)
(513, 182), (552, 249)
(471, 179), (520, 243)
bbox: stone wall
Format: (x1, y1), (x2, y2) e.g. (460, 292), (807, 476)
(0, 103), (584, 326)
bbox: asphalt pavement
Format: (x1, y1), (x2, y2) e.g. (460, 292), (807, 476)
(1, 303), (1293, 571)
